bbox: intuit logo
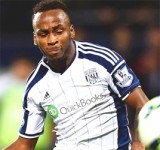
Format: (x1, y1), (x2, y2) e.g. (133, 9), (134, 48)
(47, 105), (59, 119)
(60, 94), (108, 115)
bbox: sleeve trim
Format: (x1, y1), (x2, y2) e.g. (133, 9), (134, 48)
(121, 83), (141, 100)
(111, 60), (125, 75)
(19, 130), (43, 139)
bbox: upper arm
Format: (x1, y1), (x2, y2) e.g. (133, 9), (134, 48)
(20, 88), (46, 138)
(126, 87), (149, 109)
(4, 136), (38, 150)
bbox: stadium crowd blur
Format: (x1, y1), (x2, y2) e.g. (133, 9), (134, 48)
(0, 0), (159, 149)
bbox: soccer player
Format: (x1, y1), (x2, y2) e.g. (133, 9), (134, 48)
(4, 0), (149, 150)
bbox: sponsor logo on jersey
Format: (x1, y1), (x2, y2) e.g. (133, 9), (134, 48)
(114, 66), (133, 87)
(44, 92), (50, 100)
(60, 93), (108, 114)
(85, 68), (98, 84)
(47, 105), (59, 119)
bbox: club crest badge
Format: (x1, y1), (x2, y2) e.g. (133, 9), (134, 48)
(85, 68), (98, 84)
(114, 66), (133, 88)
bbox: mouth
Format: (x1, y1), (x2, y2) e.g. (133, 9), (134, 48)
(48, 48), (62, 54)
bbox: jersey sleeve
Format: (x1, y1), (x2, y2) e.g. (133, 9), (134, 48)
(19, 89), (46, 139)
(110, 55), (140, 100)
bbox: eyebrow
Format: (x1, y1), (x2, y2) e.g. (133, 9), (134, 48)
(39, 24), (63, 31)
(52, 24), (64, 30)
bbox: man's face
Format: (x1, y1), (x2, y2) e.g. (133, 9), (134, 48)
(33, 9), (75, 61)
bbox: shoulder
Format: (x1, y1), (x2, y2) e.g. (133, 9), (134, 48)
(75, 41), (124, 72)
(24, 59), (49, 98)
(26, 60), (48, 86)
(22, 60), (50, 109)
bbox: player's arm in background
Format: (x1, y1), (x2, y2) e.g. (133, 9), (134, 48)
(126, 87), (149, 150)
(3, 136), (38, 150)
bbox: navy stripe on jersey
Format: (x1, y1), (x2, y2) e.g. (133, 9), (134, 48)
(79, 41), (121, 63)
(26, 69), (35, 84)
(109, 87), (131, 149)
(78, 48), (122, 73)
(77, 41), (123, 72)
(20, 64), (48, 134)
(25, 58), (44, 84)
(78, 45), (115, 66)
(20, 109), (29, 135)
(23, 65), (48, 108)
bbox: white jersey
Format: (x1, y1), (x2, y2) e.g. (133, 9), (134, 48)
(19, 41), (140, 150)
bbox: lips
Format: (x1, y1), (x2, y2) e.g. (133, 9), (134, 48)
(47, 47), (62, 54)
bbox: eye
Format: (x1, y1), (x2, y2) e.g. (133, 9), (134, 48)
(37, 31), (48, 37)
(39, 33), (47, 37)
(56, 29), (64, 35)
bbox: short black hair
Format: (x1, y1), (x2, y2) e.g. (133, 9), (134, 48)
(32, 0), (71, 22)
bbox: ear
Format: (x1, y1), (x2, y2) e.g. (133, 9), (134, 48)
(70, 25), (75, 39)
(33, 32), (37, 46)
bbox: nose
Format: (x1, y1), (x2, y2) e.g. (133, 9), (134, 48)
(47, 33), (58, 45)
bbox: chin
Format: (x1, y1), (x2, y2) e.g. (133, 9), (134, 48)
(48, 54), (67, 62)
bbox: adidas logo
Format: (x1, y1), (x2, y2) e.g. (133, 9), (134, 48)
(44, 92), (50, 100)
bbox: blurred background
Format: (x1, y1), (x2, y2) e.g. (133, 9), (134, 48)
(0, 0), (159, 98)
(0, 0), (159, 149)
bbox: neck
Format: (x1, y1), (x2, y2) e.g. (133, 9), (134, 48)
(47, 41), (75, 74)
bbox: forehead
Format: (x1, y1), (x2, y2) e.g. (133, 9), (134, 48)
(33, 9), (69, 28)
